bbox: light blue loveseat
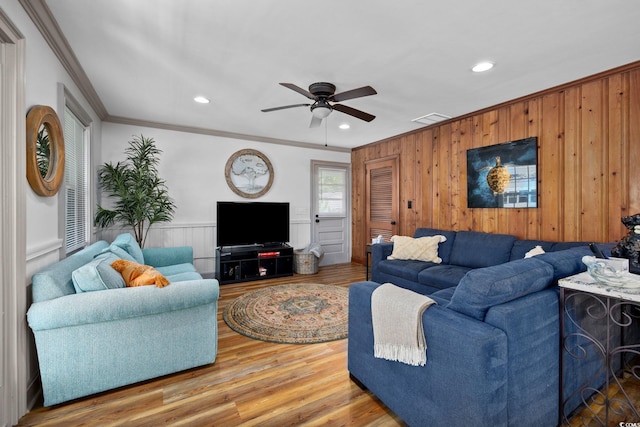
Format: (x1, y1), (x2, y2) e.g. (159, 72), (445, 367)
(27, 233), (220, 406)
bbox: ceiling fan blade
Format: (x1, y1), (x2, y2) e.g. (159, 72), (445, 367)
(309, 115), (323, 128)
(332, 103), (375, 122)
(331, 86), (377, 102)
(261, 103), (311, 112)
(280, 83), (315, 100)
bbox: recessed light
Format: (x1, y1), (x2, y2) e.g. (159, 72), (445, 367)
(472, 61), (494, 73)
(193, 96), (210, 104)
(339, 123), (350, 130)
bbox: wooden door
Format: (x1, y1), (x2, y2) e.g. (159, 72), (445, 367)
(365, 156), (399, 244)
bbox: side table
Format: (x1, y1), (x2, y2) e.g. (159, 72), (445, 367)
(558, 272), (640, 425)
(365, 244), (372, 280)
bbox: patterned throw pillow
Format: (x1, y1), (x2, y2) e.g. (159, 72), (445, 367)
(387, 235), (447, 263)
(111, 259), (170, 288)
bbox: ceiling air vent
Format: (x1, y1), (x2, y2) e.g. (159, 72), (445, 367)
(412, 112), (451, 126)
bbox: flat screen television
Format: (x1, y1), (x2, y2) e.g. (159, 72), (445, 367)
(216, 201), (290, 248)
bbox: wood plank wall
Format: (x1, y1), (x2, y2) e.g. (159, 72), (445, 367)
(351, 61), (640, 264)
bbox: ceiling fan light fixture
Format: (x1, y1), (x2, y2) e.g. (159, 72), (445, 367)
(311, 105), (332, 119)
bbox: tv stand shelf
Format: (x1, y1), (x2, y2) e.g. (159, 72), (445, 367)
(215, 244), (293, 284)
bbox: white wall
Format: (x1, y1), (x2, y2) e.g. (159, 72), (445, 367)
(100, 123), (351, 273)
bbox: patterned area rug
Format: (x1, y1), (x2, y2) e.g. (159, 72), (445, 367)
(223, 284), (349, 344)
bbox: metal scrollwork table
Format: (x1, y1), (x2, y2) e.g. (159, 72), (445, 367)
(559, 272), (640, 426)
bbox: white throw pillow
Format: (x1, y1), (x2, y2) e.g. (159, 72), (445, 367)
(387, 235), (447, 263)
(524, 245), (546, 258)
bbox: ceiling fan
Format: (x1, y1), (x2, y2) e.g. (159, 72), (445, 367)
(261, 82), (377, 128)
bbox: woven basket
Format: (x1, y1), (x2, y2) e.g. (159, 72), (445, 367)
(294, 250), (319, 274)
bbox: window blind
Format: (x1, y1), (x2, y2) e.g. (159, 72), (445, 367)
(64, 107), (88, 253)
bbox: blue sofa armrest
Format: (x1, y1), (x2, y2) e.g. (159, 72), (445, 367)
(371, 242), (393, 280)
(142, 246), (193, 267)
(348, 281), (509, 426)
(484, 288), (561, 426)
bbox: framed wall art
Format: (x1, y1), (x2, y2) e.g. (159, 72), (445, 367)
(225, 149), (274, 198)
(466, 137), (538, 208)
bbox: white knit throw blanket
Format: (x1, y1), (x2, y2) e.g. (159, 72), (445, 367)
(371, 283), (436, 366)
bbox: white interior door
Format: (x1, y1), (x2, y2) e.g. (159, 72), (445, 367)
(311, 161), (351, 266)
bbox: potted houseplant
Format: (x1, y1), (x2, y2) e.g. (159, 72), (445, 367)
(95, 134), (175, 247)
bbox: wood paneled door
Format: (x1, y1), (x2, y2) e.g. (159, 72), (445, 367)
(365, 156), (399, 245)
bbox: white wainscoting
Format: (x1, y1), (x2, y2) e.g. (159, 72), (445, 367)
(25, 238), (64, 282)
(98, 220), (312, 276)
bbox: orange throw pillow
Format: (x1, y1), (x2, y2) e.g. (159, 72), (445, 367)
(111, 259), (170, 288)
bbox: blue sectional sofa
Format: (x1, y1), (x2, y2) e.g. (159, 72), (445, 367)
(371, 227), (588, 294)
(27, 233), (220, 406)
(349, 228), (615, 426)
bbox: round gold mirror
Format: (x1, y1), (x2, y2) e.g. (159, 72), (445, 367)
(26, 105), (65, 197)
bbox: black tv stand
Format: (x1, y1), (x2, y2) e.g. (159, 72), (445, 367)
(215, 244), (293, 284)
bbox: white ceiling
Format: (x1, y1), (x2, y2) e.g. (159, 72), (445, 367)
(41, 0), (640, 150)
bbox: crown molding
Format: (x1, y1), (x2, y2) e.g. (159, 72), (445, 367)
(104, 115), (351, 153)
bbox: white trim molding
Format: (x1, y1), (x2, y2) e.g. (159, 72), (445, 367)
(0, 8), (27, 425)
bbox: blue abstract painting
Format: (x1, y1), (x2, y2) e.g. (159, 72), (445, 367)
(466, 137), (537, 208)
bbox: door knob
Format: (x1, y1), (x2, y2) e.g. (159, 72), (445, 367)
(390, 221), (396, 225)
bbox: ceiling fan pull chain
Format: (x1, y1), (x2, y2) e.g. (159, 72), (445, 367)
(325, 117), (328, 147)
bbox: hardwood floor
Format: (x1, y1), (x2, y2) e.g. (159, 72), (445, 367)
(17, 263), (406, 427)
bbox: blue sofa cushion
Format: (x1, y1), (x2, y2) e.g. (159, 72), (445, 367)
(155, 263), (198, 277)
(447, 258), (554, 320)
(413, 228), (457, 264)
(165, 272), (203, 282)
(377, 259), (438, 283)
(112, 233), (145, 264)
(417, 264), (471, 290)
(510, 240), (556, 260)
(430, 286), (456, 304)
(142, 246), (194, 267)
(549, 241), (588, 252)
(535, 246), (592, 281)
(448, 231), (516, 268)
(32, 241), (110, 303)
(71, 252), (126, 293)
(99, 244), (137, 263)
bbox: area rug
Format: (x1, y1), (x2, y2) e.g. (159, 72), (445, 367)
(223, 283), (349, 344)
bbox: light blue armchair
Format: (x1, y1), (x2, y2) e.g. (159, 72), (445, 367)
(27, 234), (219, 406)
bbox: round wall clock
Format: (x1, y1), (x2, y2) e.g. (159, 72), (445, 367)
(225, 149), (274, 198)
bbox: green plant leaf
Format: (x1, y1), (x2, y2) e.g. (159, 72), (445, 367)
(94, 135), (175, 247)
